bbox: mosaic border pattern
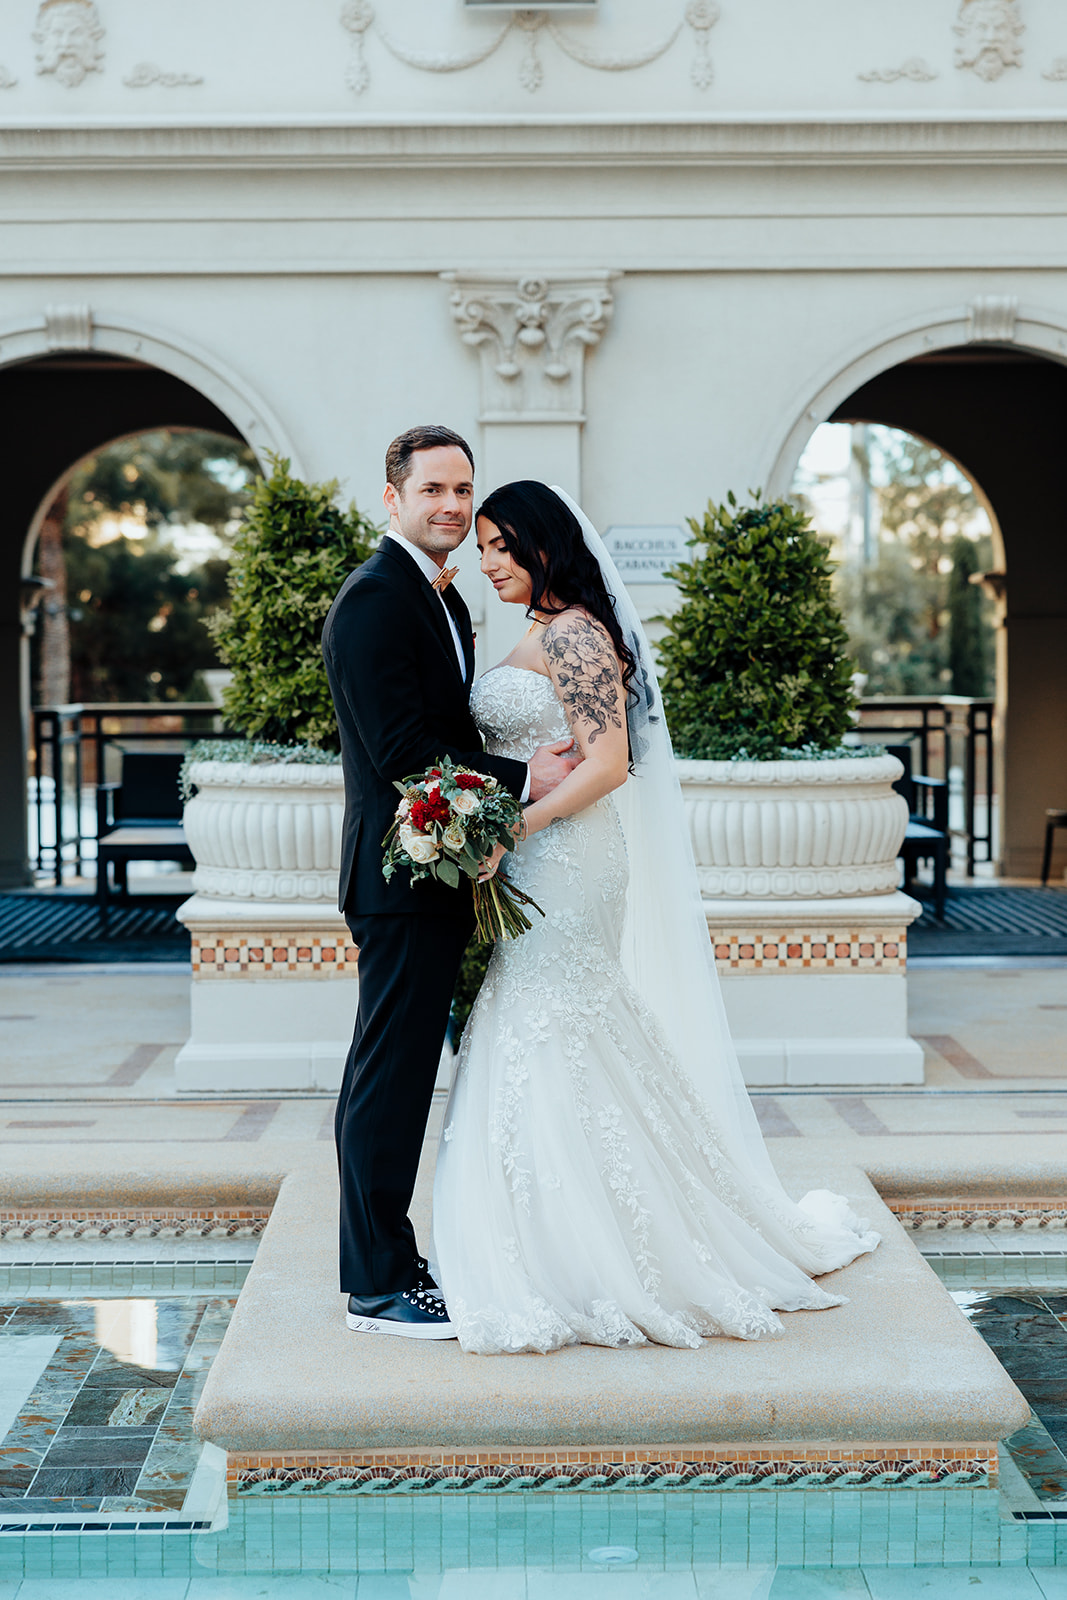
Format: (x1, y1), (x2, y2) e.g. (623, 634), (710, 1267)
(892, 1201), (1067, 1232)
(0, 1209), (269, 1240)
(231, 1445), (993, 1495)
(192, 934), (358, 977)
(710, 929), (905, 974)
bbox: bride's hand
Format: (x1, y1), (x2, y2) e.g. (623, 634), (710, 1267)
(477, 842), (507, 883)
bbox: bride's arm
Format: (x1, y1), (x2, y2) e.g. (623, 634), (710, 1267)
(522, 611), (629, 836)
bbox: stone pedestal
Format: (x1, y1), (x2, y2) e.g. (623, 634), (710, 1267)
(174, 896), (358, 1093)
(707, 889), (925, 1087)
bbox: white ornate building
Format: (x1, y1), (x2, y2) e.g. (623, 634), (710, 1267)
(3, 0), (1067, 884)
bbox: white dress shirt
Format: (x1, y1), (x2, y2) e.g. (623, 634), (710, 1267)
(385, 531), (532, 802)
(386, 530), (465, 675)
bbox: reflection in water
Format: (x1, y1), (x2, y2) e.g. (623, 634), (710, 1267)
(90, 1299), (157, 1368)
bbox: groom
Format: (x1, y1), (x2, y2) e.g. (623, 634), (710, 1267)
(322, 425), (577, 1338)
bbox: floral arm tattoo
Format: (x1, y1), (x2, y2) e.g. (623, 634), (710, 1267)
(543, 613), (624, 746)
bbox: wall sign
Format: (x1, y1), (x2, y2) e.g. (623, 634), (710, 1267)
(602, 526), (687, 584)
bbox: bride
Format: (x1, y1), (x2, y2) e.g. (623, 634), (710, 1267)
(431, 481), (878, 1354)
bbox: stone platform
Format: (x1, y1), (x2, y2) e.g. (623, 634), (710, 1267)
(193, 1146), (1029, 1493)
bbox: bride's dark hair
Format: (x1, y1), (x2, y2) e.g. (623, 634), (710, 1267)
(476, 480), (638, 697)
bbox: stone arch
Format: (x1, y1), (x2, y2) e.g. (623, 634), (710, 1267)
(762, 301), (1067, 880)
(0, 310), (304, 888)
(0, 306), (304, 479)
(763, 301), (1067, 501)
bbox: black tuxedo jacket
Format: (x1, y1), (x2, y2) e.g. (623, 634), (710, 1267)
(322, 537), (527, 917)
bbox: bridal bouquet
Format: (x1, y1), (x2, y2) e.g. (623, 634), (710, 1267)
(382, 756), (543, 941)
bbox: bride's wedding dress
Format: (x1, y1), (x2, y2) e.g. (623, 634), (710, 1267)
(432, 664), (879, 1355)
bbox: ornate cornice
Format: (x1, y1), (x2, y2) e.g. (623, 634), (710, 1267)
(444, 270), (618, 422)
(4, 117), (1067, 172)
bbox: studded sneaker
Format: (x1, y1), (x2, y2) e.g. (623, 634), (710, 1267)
(345, 1285), (456, 1339)
(415, 1255), (441, 1295)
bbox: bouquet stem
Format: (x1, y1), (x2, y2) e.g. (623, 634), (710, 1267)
(473, 877), (544, 943)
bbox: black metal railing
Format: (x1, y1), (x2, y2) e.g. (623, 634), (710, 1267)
(855, 696), (996, 875)
(31, 702), (223, 886)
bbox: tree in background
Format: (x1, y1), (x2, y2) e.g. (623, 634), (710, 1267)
(33, 428), (257, 703)
(946, 533), (993, 696)
(815, 429), (995, 698)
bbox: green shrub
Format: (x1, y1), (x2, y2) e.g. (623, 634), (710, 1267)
(209, 455), (378, 751)
(450, 940), (492, 1044)
(658, 492), (858, 761)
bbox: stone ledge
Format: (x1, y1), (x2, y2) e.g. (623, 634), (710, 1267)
(193, 1148), (1030, 1466)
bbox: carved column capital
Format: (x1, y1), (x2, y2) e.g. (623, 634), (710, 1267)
(442, 271), (620, 423)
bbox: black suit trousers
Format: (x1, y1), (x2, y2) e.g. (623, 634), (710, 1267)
(336, 908), (475, 1295)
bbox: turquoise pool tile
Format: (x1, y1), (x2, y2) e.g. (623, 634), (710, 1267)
(1034, 1572), (1067, 1596)
(864, 1568), (1046, 1596)
(15, 1581), (191, 1598)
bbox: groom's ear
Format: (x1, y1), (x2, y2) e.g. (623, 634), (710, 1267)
(383, 481), (400, 520)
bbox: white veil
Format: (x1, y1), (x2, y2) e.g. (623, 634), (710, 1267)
(549, 486), (877, 1268)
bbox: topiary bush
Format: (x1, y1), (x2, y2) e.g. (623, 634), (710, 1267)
(658, 492), (858, 761)
(209, 455), (378, 751)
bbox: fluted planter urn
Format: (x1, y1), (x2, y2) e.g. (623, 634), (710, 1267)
(675, 752), (924, 1089)
(181, 758), (344, 904)
(674, 752), (908, 899)
(175, 758), (356, 1095)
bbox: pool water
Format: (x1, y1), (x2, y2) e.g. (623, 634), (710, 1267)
(1, 1257), (1066, 1594)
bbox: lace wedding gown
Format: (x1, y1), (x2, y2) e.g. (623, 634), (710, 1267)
(431, 665), (879, 1354)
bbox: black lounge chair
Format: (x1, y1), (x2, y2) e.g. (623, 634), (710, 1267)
(96, 749), (194, 912)
(887, 742), (950, 921)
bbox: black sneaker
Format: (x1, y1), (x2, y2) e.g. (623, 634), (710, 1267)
(415, 1255), (441, 1295)
(346, 1285), (456, 1340)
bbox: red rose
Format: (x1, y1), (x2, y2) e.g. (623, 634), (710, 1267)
(456, 772), (486, 791)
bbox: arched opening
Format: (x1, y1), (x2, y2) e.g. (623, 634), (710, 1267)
(2, 350), (255, 889)
(779, 343), (1067, 882)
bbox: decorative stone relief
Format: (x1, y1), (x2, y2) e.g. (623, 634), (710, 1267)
(0, 66), (18, 88)
(858, 58), (938, 83)
(954, 0), (1023, 82)
(685, 0), (719, 89)
(342, 3), (716, 95)
(45, 303), (93, 350)
(968, 294), (1018, 343)
(34, 0), (104, 88)
(123, 63), (204, 88)
(1043, 58), (1067, 81)
(443, 272), (618, 422)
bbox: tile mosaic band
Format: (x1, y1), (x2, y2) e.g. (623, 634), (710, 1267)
(891, 1201), (1067, 1231)
(230, 1444), (994, 1495)
(191, 930), (906, 977)
(192, 935), (358, 977)
(709, 929), (906, 974)
(0, 1210), (269, 1240)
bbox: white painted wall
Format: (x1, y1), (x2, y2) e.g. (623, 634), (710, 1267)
(3, 0), (1066, 802)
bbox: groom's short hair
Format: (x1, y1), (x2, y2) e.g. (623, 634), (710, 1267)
(386, 425), (475, 491)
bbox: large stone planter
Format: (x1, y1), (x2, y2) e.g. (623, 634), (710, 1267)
(675, 752), (908, 899)
(174, 759), (355, 1094)
(181, 758), (345, 904)
(676, 753), (924, 1088)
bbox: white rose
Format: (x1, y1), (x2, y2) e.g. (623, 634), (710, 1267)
(443, 821), (466, 852)
(397, 798), (411, 820)
(451, 790), (480, 816)
(399, 823), (418, 851)
(406, 834), (440, 865)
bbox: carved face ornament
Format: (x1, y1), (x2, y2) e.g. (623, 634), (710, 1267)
(954, 0), (1023, 82)
(34, 0), (105, 88)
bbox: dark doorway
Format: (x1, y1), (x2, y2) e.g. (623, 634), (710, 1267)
(829, 346), (1067, 880)
(3, 352), (248, 888)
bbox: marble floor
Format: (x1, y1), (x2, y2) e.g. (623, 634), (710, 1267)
(0, 1277), (237, 1516)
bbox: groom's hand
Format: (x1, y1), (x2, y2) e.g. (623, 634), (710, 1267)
(527, 738), (580, 803)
